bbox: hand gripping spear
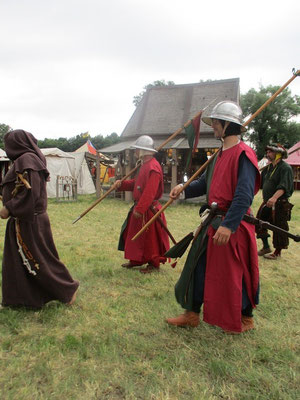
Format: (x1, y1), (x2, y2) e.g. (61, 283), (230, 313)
(131, 68), (300, 242)
(72, 98), (217, 224)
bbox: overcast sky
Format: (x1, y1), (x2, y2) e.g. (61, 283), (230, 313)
(0, 0), (299, 140)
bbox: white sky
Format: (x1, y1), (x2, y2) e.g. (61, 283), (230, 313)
(0, 0), (299, 140)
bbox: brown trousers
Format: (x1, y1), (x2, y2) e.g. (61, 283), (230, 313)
(256, 199), (293, 249)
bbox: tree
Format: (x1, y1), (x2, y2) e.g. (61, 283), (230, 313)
(95, 132), (120, 149)
(133, 79), (175, 107)
(0, 124), (11, 148)
(37, 132), (120, 152)
(241, 85), (300, 159)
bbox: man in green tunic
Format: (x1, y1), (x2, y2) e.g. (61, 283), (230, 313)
(256, 144), (294, 260)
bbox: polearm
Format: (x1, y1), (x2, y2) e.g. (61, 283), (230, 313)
(72, 99), (217, 224)
(132, 68), (300, 242)
(72, 162), (141, 224)
(131, 150), (220, 241)
(243, 68), (300, 127)
(242, 214), (300, 242)
(149, 205), (177, 245)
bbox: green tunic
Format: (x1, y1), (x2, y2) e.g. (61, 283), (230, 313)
(261, 160), (294, 201)
(258, 160), (294, 249)
(174, 156), (218, 311)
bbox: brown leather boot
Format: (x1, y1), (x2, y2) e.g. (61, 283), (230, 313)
(224, 316), (254, 334)
(263, 252), (281, 260)
(241, 316), (254, 332)
(166, 311), (200, 327)
(258, 247), (271, 256)
(140, 264), (159, 274)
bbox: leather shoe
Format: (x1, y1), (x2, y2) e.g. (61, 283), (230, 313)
(140, 264), (159, 274)
(224, 316), (254, 334)
(241, 316), (255, 332)
(263, 252), (281, 260)
(258, 247), (271, 256)
(166, 311), (200, 327)
(121, 262), (140, 268)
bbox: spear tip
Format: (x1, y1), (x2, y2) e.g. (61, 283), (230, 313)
(72, 216), (81, 224)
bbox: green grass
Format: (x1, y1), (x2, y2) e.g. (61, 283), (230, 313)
(0, 191), (299, 400)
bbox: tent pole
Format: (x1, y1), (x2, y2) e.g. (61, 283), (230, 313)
(96, 152), (101, 198)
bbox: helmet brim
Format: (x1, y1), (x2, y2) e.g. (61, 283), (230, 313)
(131, 144), (157, 152)
(202, 116), (247, 133)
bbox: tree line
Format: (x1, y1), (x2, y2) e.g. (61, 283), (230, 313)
(0, 128), (121, 153)
(1, 83), (300, 159)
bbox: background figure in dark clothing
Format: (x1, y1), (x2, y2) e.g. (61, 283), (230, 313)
(0, 130), (79, 308)
(256, 144), (294, 260)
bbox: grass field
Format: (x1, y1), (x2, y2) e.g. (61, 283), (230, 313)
(0, 191), (299, 400)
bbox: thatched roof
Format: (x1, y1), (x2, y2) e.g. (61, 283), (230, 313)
(101, 78), (240, 153)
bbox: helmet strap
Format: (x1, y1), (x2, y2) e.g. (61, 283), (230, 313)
(222, 121), (230, 137)
(139, 149), (155, 157)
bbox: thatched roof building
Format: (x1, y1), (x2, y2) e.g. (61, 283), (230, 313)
(101, 78), (241, 199)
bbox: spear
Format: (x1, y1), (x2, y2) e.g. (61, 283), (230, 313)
(72, 99), (217, 224)
(131, 68), (300, 242)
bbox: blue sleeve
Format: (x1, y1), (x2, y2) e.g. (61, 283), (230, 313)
(221, 152), (256, 232)
(184, 173), (207, 199)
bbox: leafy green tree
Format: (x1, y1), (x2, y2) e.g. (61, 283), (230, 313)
(37, 132), (120, 152)
(133, 79), (175, 107)
(93, 132), (120, 149)
(0, 124), (11, 149)
(241, 85), (300, 159)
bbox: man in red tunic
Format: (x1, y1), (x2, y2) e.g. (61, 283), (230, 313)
(166, 101), (261, 334)
(115, 135), (170, 274)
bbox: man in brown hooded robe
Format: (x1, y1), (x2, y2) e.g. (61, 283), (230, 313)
(0, 130), (79, 308)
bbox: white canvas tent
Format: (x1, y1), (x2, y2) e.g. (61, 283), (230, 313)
(70, 152), (96, 195)
(41, 148), (75, 198)
(41, 148), (96, 198)
(0, 148), (9, 160)
(0, 148), (10, 186)
(258, 157), (269, 170)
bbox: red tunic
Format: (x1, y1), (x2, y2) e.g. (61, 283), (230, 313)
(204, 142), (260, 332)
(119, 157), (169, 267)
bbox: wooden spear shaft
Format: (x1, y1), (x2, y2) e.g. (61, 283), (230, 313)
(131, 150), (220, 241)
(72, 103), (215, 224)
(243, 69), (300, 127)
(157, 98), (217, 150)
(131, 68), (300, 241)
(72, 163), (141, 224)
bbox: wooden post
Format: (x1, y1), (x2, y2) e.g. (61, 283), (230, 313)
(171, 149), (178, 199)
(96, 152), (101, 198)
(56, 176), (59, 202)
(124, 149), (133, 203)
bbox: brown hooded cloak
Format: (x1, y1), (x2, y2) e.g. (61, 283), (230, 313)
(1, 130), (79, 308)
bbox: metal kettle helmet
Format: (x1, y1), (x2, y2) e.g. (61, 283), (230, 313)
(131, 135), (157, 152)
(202, 101), (247, 133)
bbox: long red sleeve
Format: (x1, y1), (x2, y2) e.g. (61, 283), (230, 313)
(135, 171), (160, 214)
(119, 179), (135, 192)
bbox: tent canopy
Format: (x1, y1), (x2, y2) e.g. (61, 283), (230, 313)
(41, 148), (96, 197)
(70, 152), (96, 195)
(41, 148), (75, 198)
(286, 141), (300, 166)
(0, 148), (9, 161)
(75, 140), (97, 155)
